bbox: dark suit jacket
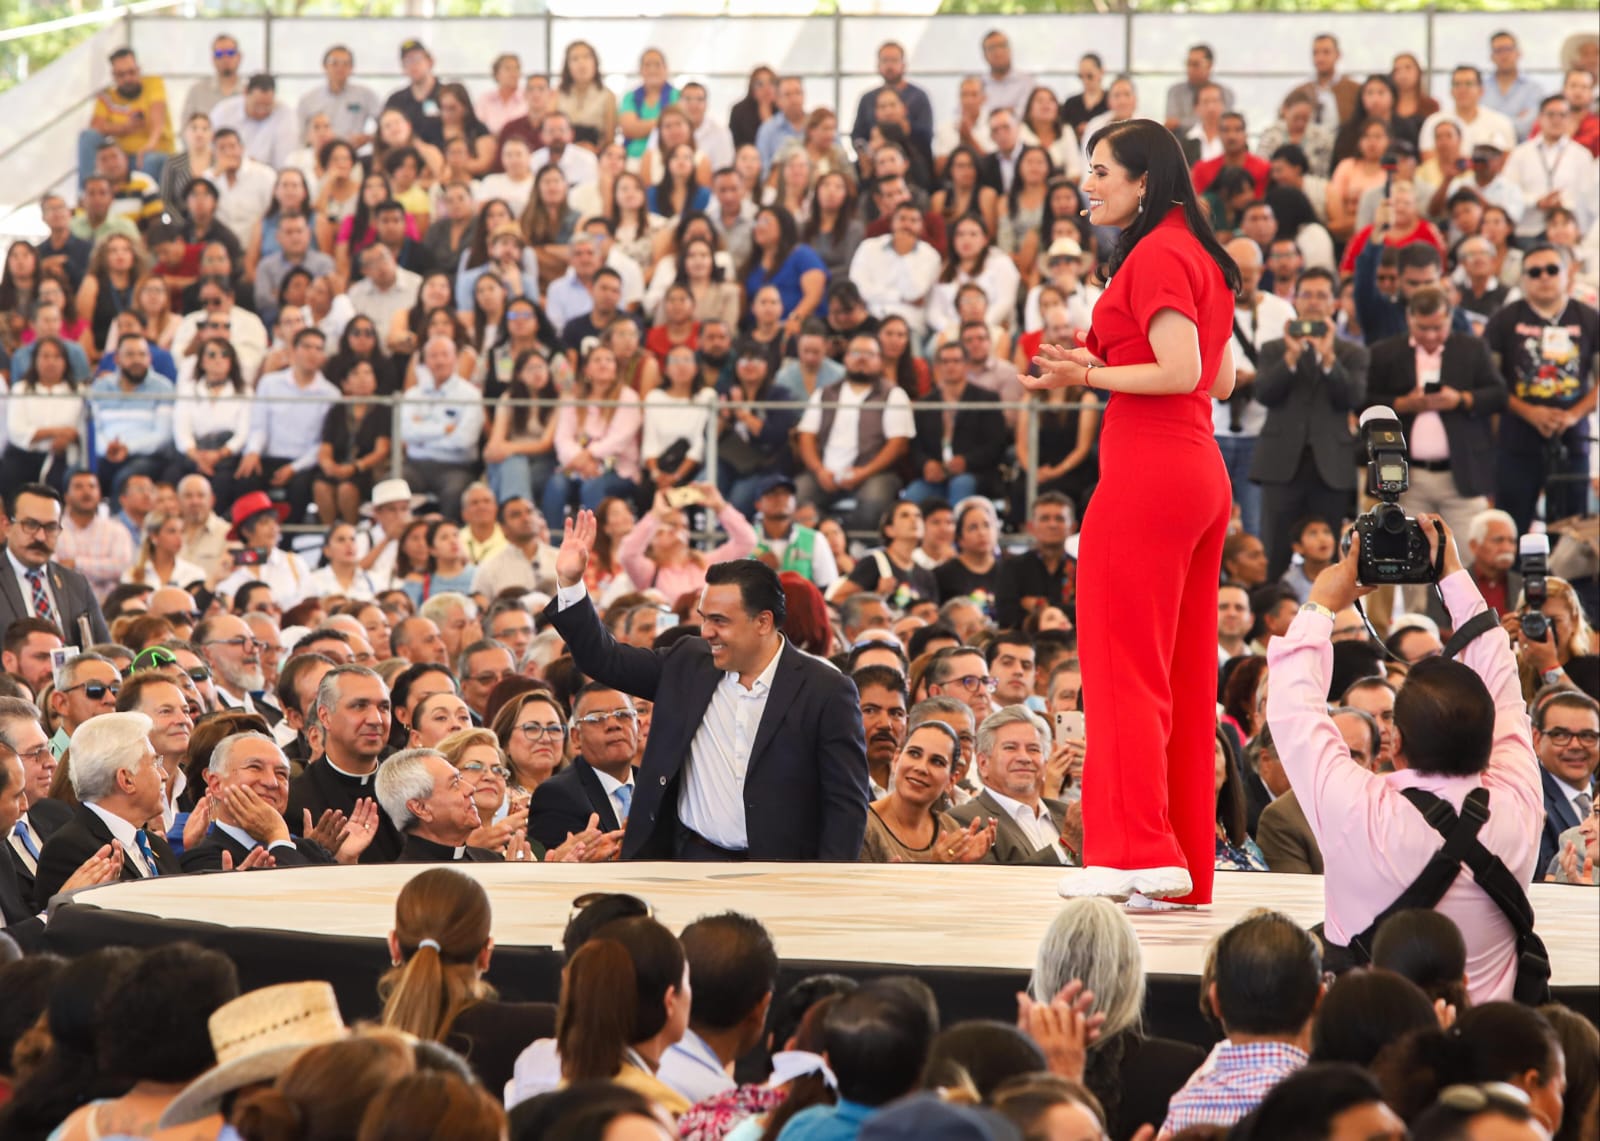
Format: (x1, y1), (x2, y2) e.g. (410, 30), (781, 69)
(910, 385), (1009, 490)
(35, 802), (181, 903)
(528, 757), (625, 851)
(1539, 767), (1586, 875)
(1287, 77), (1362, 126)
(0, 854), (45, 950)
(1250, 337), (1370, 489)
(1363, 333), (1507, 497)
(179, 827), (333, 872)
(397, 833), (504, 863)
(9, 798), (74, 910)
(1255, 790), (1324, 874)
(947, 789), (1072, 866)
(0, 558), (110, 649)
(545, 594), (870, 861)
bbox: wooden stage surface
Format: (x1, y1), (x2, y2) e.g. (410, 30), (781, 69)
(61, 863), (1600, 988)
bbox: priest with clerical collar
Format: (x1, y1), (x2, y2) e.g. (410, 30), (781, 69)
(380, 747), (510, 864)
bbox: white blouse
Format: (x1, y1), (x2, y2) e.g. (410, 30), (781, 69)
(217, 548), (314, 609)
(7, 381), (83, 455)
(173, 378), (253, 455)
(122, 556), (208, 589)
(641, 388), (719, 466)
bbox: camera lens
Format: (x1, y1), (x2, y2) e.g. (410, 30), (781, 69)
(1521, 612), (1549, 641)
(1374, 503), (1408, 534)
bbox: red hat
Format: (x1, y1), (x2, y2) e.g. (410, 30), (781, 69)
(228, 491), (290, 541)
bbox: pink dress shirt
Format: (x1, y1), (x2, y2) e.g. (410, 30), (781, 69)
(1265, 571), (1542, 1004)
(1409, 340), (1450, 461)
(618, 504), (759, 603)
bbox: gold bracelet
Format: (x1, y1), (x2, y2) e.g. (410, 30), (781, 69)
(1300, 601), (1336, 622)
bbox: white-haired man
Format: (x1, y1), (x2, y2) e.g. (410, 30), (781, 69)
(35, 712), (180, 900)
(181, 732), (377, 871)
(419, 591), (482, 663)
(947, 705), (1072, 865)
(379, 747), (527, 863)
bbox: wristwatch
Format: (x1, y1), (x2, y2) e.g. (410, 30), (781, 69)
(1301, 601), (1336, 622)
(1542, 666), (1567, 686)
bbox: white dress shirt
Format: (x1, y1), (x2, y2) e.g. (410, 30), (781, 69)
(848, 235), (942, 335)
(83, 800), (155, 877)
(658, 1029), (736, 1103)
(591, 763), (636, 829)
(205, 159), (278, 236)
(9, 812), (43, 873)
(531, 145), (600, 189)
(555, 581), (782, 851)
(1503, 136), (1599, 237)
(797, 383), (916, 480)
(984, 786), (1068, 864)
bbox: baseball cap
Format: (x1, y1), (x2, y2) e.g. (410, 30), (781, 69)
(398, 38), (430, 61)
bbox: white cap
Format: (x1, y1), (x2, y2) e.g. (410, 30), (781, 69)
(1046, 237), (1085, 260)
(370, 479), (413, 509)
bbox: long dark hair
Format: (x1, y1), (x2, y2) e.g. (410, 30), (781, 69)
(499, 295), (560, 361)
(407, 272), (456, 339)
(348, 170), (394, 250)
(21, 334), (76, 392)
(802, 171), (857, 244)
(1214, 726), (1248, 847)
(465, 199), (515, 271)
(1084, 119), (1241, 294)
(655, 143), (702, 218)
(1006, 144), (1055, 217)
(941, 215), (999, 284)
(506, 347), (558, 437)
(742, 205), (798, 286)
(194, 337), (245, 392)
(675, 236), (725, 286)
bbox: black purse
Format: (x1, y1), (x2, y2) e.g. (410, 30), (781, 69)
(656, 437), (691, 473)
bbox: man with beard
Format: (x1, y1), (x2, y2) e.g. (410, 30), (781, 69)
(287, 664), (402, 863)
(87, 334), (177, 491)
(82, 47), (173, 184)
(795, 333), (914, 532)
(1461, 509), (1522, 616)
(55, 474), (135, 607)
(853, 666), (908, 798)
(195, 614), (278, 725)
(697, 318), (734, 389)
(115, 673), (194, 835)
(0, 485), (109, 650)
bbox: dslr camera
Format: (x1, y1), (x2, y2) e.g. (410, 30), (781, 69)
(1344, 406), (1436, 585)
(1518, 534), (1551, 642)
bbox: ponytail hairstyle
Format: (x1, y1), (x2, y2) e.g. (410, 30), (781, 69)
(234, 1031), (415, 1141)
(377, 868), (495, 1043)
(556, 915), (686, 1083)
(1372, 1002), (1562, 1124)
(1082, 118), (1242, 296)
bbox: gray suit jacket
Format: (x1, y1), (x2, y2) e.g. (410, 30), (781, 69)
(1256, 789), (1324, 874)
(0, 556), (110, 649)
(1249, 337), (1369, 490)
(948, 789), (1072, 866)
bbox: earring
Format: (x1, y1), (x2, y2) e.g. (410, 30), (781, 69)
(1138, 190), (1146, 214)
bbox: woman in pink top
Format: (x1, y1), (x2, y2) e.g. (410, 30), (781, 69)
(618, 484), (758, 606)
(545, 343), (643, 527)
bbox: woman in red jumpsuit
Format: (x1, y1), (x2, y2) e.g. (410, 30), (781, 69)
(1028, 120), (1241, 906)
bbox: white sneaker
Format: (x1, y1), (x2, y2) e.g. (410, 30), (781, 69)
(1057, 865), (1193, 901)
(1124, 891), (1198, 912)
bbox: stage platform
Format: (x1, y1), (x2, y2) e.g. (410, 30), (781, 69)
(42, 864), (1600, 1041)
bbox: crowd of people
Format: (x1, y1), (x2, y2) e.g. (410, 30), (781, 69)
(0, 16), (1593, 1141)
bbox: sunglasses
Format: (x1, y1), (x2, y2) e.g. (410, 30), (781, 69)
(1524, 264), (1561, 279)
(62, 681), (120, 700)
(214, 47), (239, 58)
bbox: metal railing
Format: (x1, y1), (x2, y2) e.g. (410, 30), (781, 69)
(27, 386), (1050, 525)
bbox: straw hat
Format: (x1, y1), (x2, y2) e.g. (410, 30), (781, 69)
(158, 981), (348, 1127)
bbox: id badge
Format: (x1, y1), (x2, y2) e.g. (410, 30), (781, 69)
(1541, 326), (1574, 363)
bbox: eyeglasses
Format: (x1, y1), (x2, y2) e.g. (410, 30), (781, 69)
(1525, 265), (1562, 279)
(517, 721), (565, 741)
(573, 709), (639, 727)
(1544, 727), (1600, 747)
(186, 665), (213, 683)
(459, 761), (511, 780)
(348, 326), (376, 337)
(945, 674), (999, 694)
(15, 518), (61, 537)
(204, 636), (268, 652)
(16, 742), (52, 764)
(60, 681), (120, 700)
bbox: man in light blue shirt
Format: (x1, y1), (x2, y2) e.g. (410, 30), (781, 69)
(88, 334), (176, 490)
(402, 337), (484, 516)
(658, 913), (778, 1105)
(1482, 31), (1544, 141)
(755, 76), (808, 175)
(237, 328), (339, 524)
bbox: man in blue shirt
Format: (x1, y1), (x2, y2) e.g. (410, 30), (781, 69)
(402, 337), (485, 517)
(755, 76), (808, 175)
(1482, 31), (1545, 141)
(850, 42), (934, 150)
(778, 979), (934, 1141)
(88, 333), (176, 491)
(236, 328), (339, 524)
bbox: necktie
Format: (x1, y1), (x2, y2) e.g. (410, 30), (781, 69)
(1577, 791), (1593, 821)
(12, 819), (39, 861)
(614, 784), (633, 823)
(134, 830), (161, 878)
(25, 567), (56, 629)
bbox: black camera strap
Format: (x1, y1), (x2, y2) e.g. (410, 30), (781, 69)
(1350, 539), (1498, 664)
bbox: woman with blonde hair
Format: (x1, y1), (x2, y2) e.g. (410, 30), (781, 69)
(378, 867), (555, 1092)
(439, 727), (523, 845)
(123, 510), (206, 590)
(1506, 576), (1599, 703)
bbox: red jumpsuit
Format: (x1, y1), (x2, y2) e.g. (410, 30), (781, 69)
(1078, 209), (1236, 906)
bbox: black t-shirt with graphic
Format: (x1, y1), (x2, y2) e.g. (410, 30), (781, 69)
(1484, 299), (1598, 453)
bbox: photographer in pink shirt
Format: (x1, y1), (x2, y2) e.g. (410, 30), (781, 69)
(1266, 515), (1542, 1003)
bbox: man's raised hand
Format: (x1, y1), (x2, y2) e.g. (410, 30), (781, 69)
(556, 510), (597, 588)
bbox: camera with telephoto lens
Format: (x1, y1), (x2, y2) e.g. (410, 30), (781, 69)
(1518, 534), (1551, 642)
(1343, 406), (1436, 585)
